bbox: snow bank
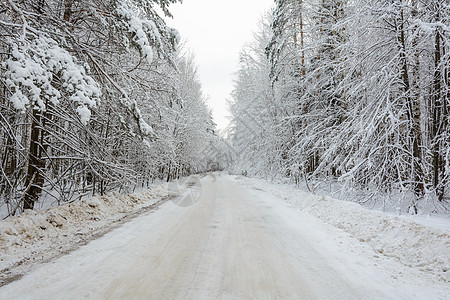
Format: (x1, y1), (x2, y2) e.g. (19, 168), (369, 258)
(0, 186), (169, 284)
(234, 176), (450, 283)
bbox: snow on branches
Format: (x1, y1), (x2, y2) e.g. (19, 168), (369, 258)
(0, 0), (218, 217)
(4, 36), (100, 125)
(114, 0), (180, 65)
(230, 0), (450, 212)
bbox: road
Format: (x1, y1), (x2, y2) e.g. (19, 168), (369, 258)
(0, 175), (413, 299)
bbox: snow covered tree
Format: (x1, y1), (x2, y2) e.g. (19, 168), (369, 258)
(230, 14), (290, 178)
(231, 0), (449, 212)
(0, 0), (219, 217)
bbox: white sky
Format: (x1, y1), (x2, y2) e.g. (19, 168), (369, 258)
(165, 0), (274, 132)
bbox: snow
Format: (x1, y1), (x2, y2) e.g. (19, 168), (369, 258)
(233, 175), (450, 285)
(115, 3), (156, 64)
(392, 213), (450, 231)
(3, 36), (100, 123)
(76, 105), (92, 125)
(0, 184), (169, 285)
(0, 174), (448, 299)
(129, 17), (154, 64)
(9, 90), (28, 111)
(139, 115), (154, 136)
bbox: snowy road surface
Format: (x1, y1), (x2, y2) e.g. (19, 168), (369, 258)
(0, 175), (440, 299)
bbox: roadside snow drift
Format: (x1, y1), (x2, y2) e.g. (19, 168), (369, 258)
(0, 174), (448, 299)
(0, 186), (169, 285)
(235, 176), (450, 284)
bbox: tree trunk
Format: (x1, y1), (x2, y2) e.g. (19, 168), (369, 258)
(397, 4), (423, 199)
(166, 162), (172, 182)
(442, 27), (449, 201)
(432, 21), (443, 200)
(63, 0), (74, 22)
(23, 110), (45, 210)
(410, 1), (424, 197)
(299, 0), (305, 78)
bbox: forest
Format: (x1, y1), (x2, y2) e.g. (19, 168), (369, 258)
(0, 0), (226, 217)
(0, 0), (449, 218)
(0, 1), (449, 297)
(229, 0), (449, 213)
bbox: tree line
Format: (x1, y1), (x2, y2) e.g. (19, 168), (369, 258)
(229, 0), (449, 213)
(0, 0), (219, 217)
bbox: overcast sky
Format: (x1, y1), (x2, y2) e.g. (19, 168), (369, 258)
(166, 0), (274, 133)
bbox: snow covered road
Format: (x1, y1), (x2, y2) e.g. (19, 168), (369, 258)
(0, 174), (445, 299)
